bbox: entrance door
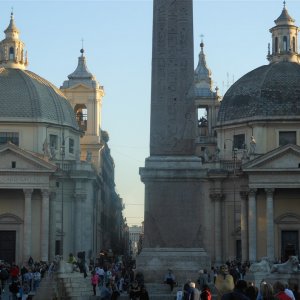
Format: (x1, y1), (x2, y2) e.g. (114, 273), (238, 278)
(281, 230), (299, 262)
(0, 230), (16, 263)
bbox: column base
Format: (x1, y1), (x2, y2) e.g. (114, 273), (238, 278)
(136, 247), (210, 283)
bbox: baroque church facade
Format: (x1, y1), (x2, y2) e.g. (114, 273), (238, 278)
(195, 3), (300, 264)
(0, 13), (125, 264)
(139, 2), (300, 279)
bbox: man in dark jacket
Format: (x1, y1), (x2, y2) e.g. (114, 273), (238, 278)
(221, 280), (250, 300)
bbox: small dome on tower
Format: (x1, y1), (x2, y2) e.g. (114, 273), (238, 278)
(0, 13), (28, 69)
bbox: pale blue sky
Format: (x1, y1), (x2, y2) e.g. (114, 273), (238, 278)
(1, 0), (298, 225)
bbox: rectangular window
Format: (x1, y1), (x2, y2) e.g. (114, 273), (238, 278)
(233, 134), (245, 150)
(0, 132), (19, 146)
(49, 134), (58, 150)
(69, 138), (74, 154)
(279, 131), (296, 146)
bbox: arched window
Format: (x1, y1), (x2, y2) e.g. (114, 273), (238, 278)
(275, 37), (278, 53)
(74, 104), (88, 131)
(9, 47), (14, 60)
(293, 37), (296, 52)
(283, 36), (288, 52)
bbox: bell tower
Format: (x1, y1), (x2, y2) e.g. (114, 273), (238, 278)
(268, 1), (300, 63)
(60, 48), (104, 169)
(0, 13), (28, 70)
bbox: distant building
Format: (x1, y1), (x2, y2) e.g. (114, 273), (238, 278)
(129, 225), (143, 257)
(0, 13), (125, 264)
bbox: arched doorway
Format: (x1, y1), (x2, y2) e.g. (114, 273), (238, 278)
(0, 213), (23, 264)
(281, 230), (298, 262)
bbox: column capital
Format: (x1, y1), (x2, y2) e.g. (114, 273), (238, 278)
(23, 189), (33, 197)
(74, 193), (87, 202)
(49, 192), (56, 200)
(41, 189), (49, 197)
(240, 191), (248, 199)
(210, 193), (225, 202)
(265, 188), (275, 196)
(249, 188), (257, 197)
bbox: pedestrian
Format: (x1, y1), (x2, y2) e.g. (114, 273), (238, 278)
(129, 280), (141, 300)
(190, 281), (201, 300)
(140, 285), (150, 300)
(99, 282), (112, 300)
(221, 279), (250, 300)
(33, 269), (41, 292)
(91, 270), (99, 296)
(273, 281), (292, 300)
(201, 284), (212, 300)
(164, 269), (176, 291)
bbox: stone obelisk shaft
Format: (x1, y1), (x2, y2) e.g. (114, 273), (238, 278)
(150, 0), (195, 155)
(138, 0), (209, 283)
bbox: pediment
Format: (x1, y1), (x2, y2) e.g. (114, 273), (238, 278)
(0, 213), (23, 224)
(66, 83), (92, 91)
(275, 213), (300, 224)
(0, 142), (57, 173)
(243, 144), (300, 172)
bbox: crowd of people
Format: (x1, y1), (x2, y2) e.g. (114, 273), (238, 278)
(87, 257), (149, 300)
(166, 260), (300, 300)
(0, 256), (50, 300)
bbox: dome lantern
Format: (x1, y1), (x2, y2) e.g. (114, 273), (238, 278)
(268, 1), (300, 63)
(0, 12), (28, 70)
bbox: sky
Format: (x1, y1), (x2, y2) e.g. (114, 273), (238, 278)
(1, 0), (299, 226)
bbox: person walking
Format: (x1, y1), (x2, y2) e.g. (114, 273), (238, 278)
(91, 271), (99, 296)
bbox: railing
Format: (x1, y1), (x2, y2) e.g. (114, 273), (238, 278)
(196, 136), (217, 144)
(55, 161), (73, 172)
(220, 160), (242, 171)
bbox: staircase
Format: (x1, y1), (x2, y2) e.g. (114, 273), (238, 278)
(32, 275), (58, 300)
(34, 275), (215, 299)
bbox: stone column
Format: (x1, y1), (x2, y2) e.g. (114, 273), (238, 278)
(41, 189), (50, 262)
(265, 188), (275, 261)
(49, 192), (56, 262)
(240, 191), (248, 262)
(248, 188), (257, 262)
(207, 108), (212, 136)
(74, 194), (84, 253)
(210, 193), (224, 264)
(23, 189), (33, 261)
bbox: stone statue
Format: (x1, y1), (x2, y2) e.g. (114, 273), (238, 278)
(42, 139), (50, 157)
(86, 150), (92, 162)
(49, 146), (56, 160)
(249, 136), (256, 154)
(203, 148), (210, 162)
(271, 256), (299, 274)
(249, 257), (271, 273)
(214, 147), (220, 161)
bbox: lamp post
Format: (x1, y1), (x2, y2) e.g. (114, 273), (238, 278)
(224, 139), (239, 259)
(60, 139), (65, 258)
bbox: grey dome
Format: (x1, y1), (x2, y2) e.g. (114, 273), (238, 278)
(0, 68), (78, 129)
(218, 62), (300, 124)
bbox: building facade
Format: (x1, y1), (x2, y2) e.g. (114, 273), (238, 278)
(129, 225), (143, 257)
(0, 13), (125, 265)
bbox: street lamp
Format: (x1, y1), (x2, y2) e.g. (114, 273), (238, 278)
(224, 139), (239, 259)
(60, 137), (66, 258)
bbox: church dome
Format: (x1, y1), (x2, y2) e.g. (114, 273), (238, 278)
(218, 62), (300, 124)
(218, 4), (300, 125)
(0, 67), (78, 129)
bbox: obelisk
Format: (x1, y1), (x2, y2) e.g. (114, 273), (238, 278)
(138, 0), (210, 283)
